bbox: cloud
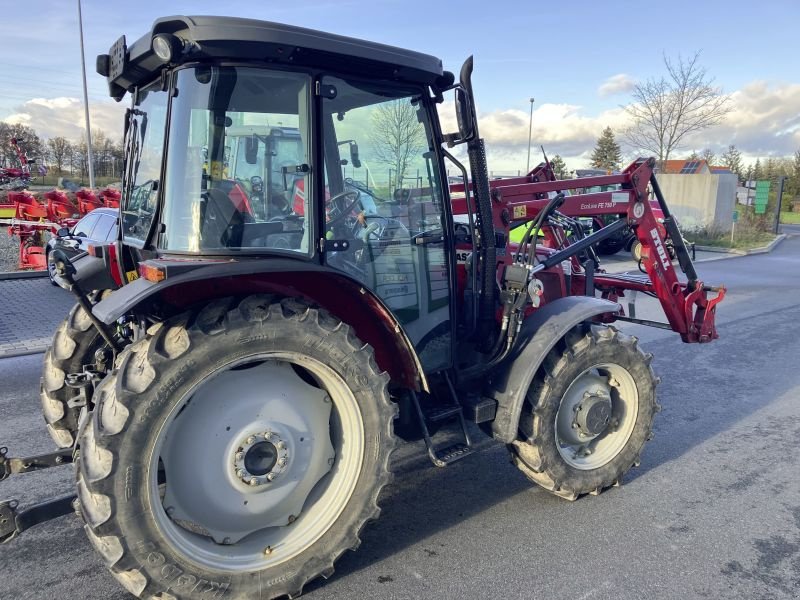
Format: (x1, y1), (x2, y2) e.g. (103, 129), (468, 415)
(598, 74), (636, 97)
(3, 97), (126, 141)
(683, 81), (800, 159)
(439, 101), (630, 172)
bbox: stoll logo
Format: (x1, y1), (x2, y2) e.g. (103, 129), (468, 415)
(650, 228), (671, 270)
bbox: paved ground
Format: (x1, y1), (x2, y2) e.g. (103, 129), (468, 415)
(1, 235), (799, 599)
(0, 278), (74, 358)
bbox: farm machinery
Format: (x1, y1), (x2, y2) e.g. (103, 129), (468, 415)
(0, 16), (725, 600)
(1, 187), (120, 270)
(0, 137), (34, 191)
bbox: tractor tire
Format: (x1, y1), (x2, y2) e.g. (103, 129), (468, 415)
(75, 295), (396, 600)
(509, 324), (659, 500)
(631, 240), (643, 262)
(40, 293), (109, 448)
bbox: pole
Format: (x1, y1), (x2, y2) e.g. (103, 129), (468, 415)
(78, 0), (95, 189)
(774, 176), (786, 234)
(526, 97), (535, 173)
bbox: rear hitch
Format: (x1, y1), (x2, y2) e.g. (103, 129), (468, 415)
(0, 495), (78, 544)
(1, 447), (77, 543)
(0, 446), (73, 481)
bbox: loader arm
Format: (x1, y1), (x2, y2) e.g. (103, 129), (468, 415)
(451, 157), (726, 343)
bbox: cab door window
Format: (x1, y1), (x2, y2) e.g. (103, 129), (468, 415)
(321, 76), (451, 372)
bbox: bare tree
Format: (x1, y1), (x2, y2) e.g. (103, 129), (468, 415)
(700, 148), (716, 164)
(624, 52), (731, 166)
(47, 137), (73, 174)
(369, 99), (426, 190)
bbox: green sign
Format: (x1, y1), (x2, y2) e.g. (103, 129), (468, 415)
(732, 210), (739, 223)
(754, 180), (770, 215)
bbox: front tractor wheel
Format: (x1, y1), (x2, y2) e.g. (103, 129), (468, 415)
(76, 296), (395, 599)
(509, 324), (658, 500)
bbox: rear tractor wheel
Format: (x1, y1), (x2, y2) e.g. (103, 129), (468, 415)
(509, 324), (659, 500)
(40, 292), (111, 448)
(76, 296), (396, 599)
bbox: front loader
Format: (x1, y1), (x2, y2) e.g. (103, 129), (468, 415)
(1, 16), (724, 600)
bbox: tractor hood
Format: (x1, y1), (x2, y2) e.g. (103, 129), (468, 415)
(97, 15), (448, 101)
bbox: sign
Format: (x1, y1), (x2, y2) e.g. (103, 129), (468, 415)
(754, 180), (770, 215)
(732, 210), (739, 223)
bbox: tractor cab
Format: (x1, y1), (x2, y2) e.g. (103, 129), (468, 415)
(100, 16), (463, 373)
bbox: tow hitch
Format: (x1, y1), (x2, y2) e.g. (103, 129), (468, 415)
(0, 446), (77, 543)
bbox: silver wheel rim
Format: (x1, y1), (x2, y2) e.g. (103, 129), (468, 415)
(554, 362), (638, 470)
(150, 352), (364, 571)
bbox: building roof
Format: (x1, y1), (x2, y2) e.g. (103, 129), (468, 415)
(658, 159), (712, 174)
(709, 165), (732, 174)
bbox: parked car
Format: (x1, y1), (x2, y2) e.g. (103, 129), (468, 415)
(46, 207), (118, 285)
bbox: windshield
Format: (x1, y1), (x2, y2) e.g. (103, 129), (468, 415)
(122, 81), (168, 245)
(160, 66), (312, 254)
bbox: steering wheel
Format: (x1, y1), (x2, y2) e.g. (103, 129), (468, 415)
(326, 190), (362, 228)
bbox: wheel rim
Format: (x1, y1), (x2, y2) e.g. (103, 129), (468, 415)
(150, 353), (364, 571)
(554, 363), (638, 470)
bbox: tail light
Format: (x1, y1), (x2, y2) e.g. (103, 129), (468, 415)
(107, 242), (123, 287)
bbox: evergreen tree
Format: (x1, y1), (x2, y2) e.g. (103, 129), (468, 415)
(550, 154), (569, 179)
(590, 127), (622, 171)
(687, 150), (699, 161)
(721, 144), (743, 179)
(753, 158), (763, 181)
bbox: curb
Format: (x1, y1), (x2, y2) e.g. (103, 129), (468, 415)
(0, 270), (49, 281)
(693, 234), (786, 257)
(0, 347), (46, 359)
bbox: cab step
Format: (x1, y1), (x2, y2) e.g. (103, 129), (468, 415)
(410, 378), (474, 468)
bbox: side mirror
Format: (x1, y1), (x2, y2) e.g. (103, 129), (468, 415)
(56, 227), (70, 238)
(455, 88), (475, 142)
(350, 142), (361, 169)
(50, 248), (76, 279)
(245, 135), (259, 165)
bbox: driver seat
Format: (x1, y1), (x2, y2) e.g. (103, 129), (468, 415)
(200, 188), (254, 248)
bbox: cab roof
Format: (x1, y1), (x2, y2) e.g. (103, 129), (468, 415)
(99, 15), (448, 101)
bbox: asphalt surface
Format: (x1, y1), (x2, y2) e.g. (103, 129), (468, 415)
(0, 278), (73, 357)
(1, 233), (799, 599)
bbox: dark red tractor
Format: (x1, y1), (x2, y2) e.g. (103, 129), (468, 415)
(1, 16), (724, 600)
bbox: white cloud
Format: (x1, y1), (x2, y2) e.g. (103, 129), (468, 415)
(683, 81), (800, 159)
(598, 74), (636, 97)
(3, 97), (126, 142)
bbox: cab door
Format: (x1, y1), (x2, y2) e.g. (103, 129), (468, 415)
(321, 76), (453, 373)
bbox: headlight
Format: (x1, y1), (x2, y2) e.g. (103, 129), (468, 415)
(152, 34), (181, 63)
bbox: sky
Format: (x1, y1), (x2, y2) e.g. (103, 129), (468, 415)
(0, 0), (798, 172)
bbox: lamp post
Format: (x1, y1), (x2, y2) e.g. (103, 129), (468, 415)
(526, 97), (535, 173)
(78, 0), (95, 188)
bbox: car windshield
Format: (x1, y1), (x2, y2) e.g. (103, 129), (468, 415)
(160, 66), (312, 255)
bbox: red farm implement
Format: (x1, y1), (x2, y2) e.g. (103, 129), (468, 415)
(1, 187), (121, 270)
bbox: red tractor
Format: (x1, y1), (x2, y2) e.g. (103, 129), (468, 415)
(0, 16), (724, 600)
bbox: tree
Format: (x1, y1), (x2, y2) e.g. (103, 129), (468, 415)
(623, 52), (731, 165)
(700, 148), (716, 164)
(590, 127), (622, 171)
(752, 158), (762, 181)
(686, 150), (699, 161)
(369, 99), (426, 190)
(0, 122), (42, 169)
(47, 137), (73, 174)
(550, 154), (569, 179)
(721, 144), (743, 180)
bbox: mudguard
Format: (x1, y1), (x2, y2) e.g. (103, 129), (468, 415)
(90, 258), (429, 391)
(487, 296), (620, 443)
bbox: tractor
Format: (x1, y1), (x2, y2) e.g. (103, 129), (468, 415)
(0, 16), (725, 600)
